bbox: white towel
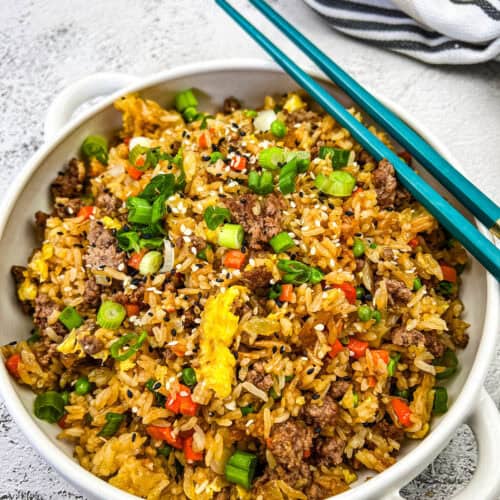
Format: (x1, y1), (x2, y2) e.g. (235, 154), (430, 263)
(304, 0), (500, 64)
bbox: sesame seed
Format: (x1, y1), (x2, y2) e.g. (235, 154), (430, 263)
(312, 393), (320, 400)
(314, 323), (325, 331)
(306, 367), (314, 374)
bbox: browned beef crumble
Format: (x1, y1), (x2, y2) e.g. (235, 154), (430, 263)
(391, 326), (425, 347)
(224, 193), (284, 250)
(373, 419), (405, 442)
(240, 266), (273, 292)
(81, 335), (104, 356)
(111, 283), (145, 308)
(314, 436), (346, 467)
(424, 331), (446, 358)
(329, 380), (350, 400)
(33, 293), (66, 336)
(385, 278), (412, 305)
(34, 211), (50, 229)
(95, 190), (123, 216)
(50, 158), (86, 199)
(246, 360), (273, 392)
(285, 109), (320, 127)
(11, 266), (32, 313)
(53, 198), (83, 218)
(84, 220), (126, 270)
(81, 275), (102, 309)
(373, 159), (397, 209)
(303, 395), (339, 427)
(222, 97), (241, 114)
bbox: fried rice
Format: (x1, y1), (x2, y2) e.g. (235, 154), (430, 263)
(2, 89), (470, 500)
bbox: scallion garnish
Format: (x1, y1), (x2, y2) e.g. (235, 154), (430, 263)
(204, 206), (231, 230)
(387, 353), (401, 376)
(110, 331), (148, 361)
(269, 283), (282, 299)
(277, 259), (324, 285)
(432, 387), (448, 415)
(240, 405), (254, 416)
(139, 251), (163, 276)
(98, 412), (125, 437)
(174, 89), (198, 112)
(433, 349), (458, 380)
(209, 151), (224, 163)
(258, 146), (285, 170)
(81, 135), (108, 164)
(269, 232), (295, 253)
(127, 197), (153, 225)
(97, 301), (126, 329)
(218, 224), (244, 249)
(319, 146), (351, 169)
(34, 391), (65, 423)
(145, 378), (167, 407)
(315, 171), (356, 197)
(117, 231), (141, 252)
(183, 106), (198, 123)
(248, 170), (274, 195)
(279, 158), (299, 195)
(225, 450), (257, 490)
(58, 307), (83, 330)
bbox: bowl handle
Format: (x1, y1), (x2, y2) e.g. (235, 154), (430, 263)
(382, 388), (500, 500)
(44, 72), (140, 141)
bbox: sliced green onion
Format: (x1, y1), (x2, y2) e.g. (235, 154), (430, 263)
(209, 151), (224, 163)
(27, 329), (41, 344)
(181, 367), (197, 386)
(279, 158), (299, 195)
(139, 174), (176, 203)
(277, 259), (323, 285)
(197, 244), (213, 262)
(34, 391), (65, 423)
(315, 171), (356, 197)
(175, 89), (198, 112)
(258, 147), (285, 170)
(139, 251), (163, 276)
(244, 109), (258, 118)
(98, 412), (125, 437)
(353, 238), (365, 257)
(387, 353), (401, 376)
(204, 206), (231, 230)
(58, 307), (83, 330)
(432, 387), (448, 415)
(248, 170), (274, 195)
(309, 268), (324, 284)
(140, 237), (164, 250)
(97, 301), (126, 329)
(117, 231), (141, 253)
(284, 151), (310, 172)
(319, 146), (350, 169)
(357, 305), (372, 322)
(413, 277), (423, 291)
(151, 193), (167, 224)
(110, 331), (148, 361)
(433, 349), (458, 380)
(270, 119), (287, 138)
(393, 388), (410, 400)
(437, 281), (455, 297)
(145, 378), (167, 406)
(225, 450), (257, 490)
(353, 392), (359, 408)
(129, 145), (148, 170)
(75, 376), (92, 395)
(269, 232), (295, 253)
(285, 374), (294, 382)
(157, 445), (173, 457)
(127, 197), (152, 225)
(269, 284), (282, 300)
(240, 405), (254, 416)
(200, 114), (214, 130)
(218, 224), (244, 249)
(81, 135), (108, 164)
(183, 106), (198, 123)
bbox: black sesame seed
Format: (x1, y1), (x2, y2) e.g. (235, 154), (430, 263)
(314, 426), (321, 434)
(153, 382), (161, 391)
(312, 393), (320, 400)
(272, 346), (278, 353)
(208, 411), (215, 417)
(280, 346), (286, 354)
(345, 210), (354, 216)
(355, 232), (362, 237)
(171, 328), (177, 336)
(306, 368), (314, 374)
(132, 433), (136, 442)
(239, 130), (246, 136)
(127, 390), (133, 398)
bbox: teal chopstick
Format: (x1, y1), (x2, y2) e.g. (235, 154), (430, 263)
(215, 0), (500, 281)
(249, 0), (500, 238)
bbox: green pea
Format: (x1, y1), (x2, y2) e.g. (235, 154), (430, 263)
(369, 242), (377, 249)
(413, 277), (422, 291)
(181, 367), (197, 387)
(74, 376), (91, 396)
(357, 305), (372, 322)
(270, 119), (287, 138)
(353, 238), (365, 258)
(371, 310), (381, 323)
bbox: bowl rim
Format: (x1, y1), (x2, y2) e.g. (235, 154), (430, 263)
(0, 58), (498, 500)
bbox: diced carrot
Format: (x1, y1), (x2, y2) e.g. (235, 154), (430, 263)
(178, 384), (199, 416)
(328, 339), (344, 359)
(367, 376), (377, 388)
(333, 283), (357, 304)
(223, 250), (246, 269)
(230, 155), (247, 171)
(128, 249), (147, 270)
(347, 338), (369, 359)
(77, 206), (95, 219)
(171, 343), (186, 357)
(198, 131), (210, 149)
(127, 165), (144, 180)
(440, 264), (457, 283)
(58, 414), (69, 429)
(303, 449), (311, 459)
(398, 151), (412, 165)
(124, 303), (140, 317)
(123, 137), (131, 147)
(5, 353), (21, 378)
(408, 237), (419, 249)
(371, 349), (389, 364)
(265, 438), (272, 448)
(146, 425), (183, 449)
(134, 155), (146, 168)
(353, 187), (363, 195)
(391, 398), (412, 427)
(279, 284), (294, 302)
(165, 393), (181, 414)
(183, 435), (204, 462)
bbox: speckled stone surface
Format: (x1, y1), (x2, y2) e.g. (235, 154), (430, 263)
(0, 1), (499, 498)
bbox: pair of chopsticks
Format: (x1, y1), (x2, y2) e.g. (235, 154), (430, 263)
(216, 0), (500, 281)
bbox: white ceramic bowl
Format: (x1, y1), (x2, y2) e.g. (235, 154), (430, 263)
(0, 59), (499, 500)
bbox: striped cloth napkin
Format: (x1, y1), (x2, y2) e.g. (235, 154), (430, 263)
(304, 0), (500, 64)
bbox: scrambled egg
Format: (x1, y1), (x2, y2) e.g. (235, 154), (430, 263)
(196, 286), (246, 399)
(283, 93), (306, 113)
(56, 330), (85, 358)
(101, 216), (122, 230)
(29, 243), (53, 282)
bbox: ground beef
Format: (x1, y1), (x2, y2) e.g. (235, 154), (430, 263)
(391, 326), (425, 348)
(246, 360), (273, 392)
(95, 190), (123, 216)
(34, 211), (49, 229)
(50, 158), (86, 199)
(81, 335), (103, 356)
(373, 159), (397, 209)
(36, 337), (58, 367)
(84, 220), (126, 270)
(329, 380), (350, 400)
(224, 193), (284, 250)
(222, 96), (241, 114)
(33, 293), (66, 336)
(355, 258), (365, 272)
(164, 272), (184, 292)
(382, 247), (394, 261)
(424, 331), (446, 358)
(285, 109), (320, 127)
(191, 236), (207, 252)
(11, 266), (32, 314)
(81, 275), (101, 309)
(373, 419), (405, 442)
(240, 266), (272, 292)
(453, 330), (469, 349)
(385, 278), (412, 305)
(268, 419), (313, 470)
(254, 464), (312, 495)
(111, 283), (145, 308)
(53, 198), (83, 218)
(306, 482), (334, 500)
(303, 395), (339, 427)
(314, 436), (346, 467)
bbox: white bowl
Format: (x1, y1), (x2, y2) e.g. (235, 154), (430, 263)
(0, 59), (499, 500)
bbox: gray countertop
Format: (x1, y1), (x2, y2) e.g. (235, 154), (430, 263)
(0, 1), (499, 498)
